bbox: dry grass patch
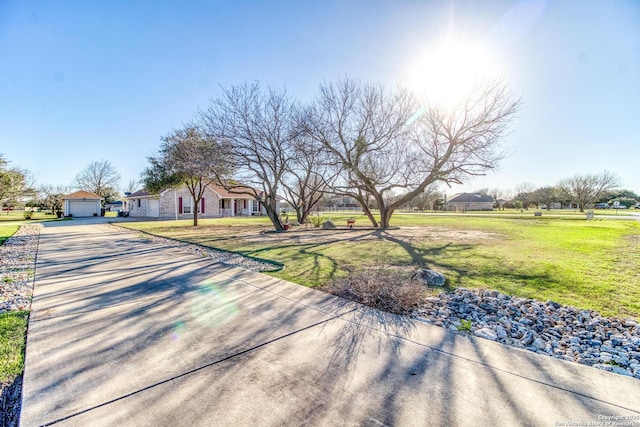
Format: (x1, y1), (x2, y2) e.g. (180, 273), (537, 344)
(323, 269), (426, 315)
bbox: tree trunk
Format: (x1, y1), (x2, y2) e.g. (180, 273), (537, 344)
(361, 204), (378, 228)
(193, 211), (198, 226)
(294, 206), (303, 224)
(264, 205), (284, 231)
(300, 208), (310, 226)
(379, 205), (396, 229)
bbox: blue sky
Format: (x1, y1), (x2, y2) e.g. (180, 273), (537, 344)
(1, 0), (639, 196)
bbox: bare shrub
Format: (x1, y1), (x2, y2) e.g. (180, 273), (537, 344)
(324, 269), (425, 315)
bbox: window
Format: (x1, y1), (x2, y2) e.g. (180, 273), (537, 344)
(252, 200), (259, 212)
(137, 199), (141, 208)
(181, 197), (202, 214)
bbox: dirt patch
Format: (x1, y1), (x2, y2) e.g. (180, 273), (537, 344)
(241, 226), (499, 246)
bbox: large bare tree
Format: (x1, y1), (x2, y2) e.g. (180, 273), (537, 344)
(201, 82), (299, 231)
(558, 170), (620, 212)
(304, 79), (415, 227)
(74, 159), (121, 203)
(143, 125), (231, 226)
(281, 135), (336, 224)
(306, 78), (521, 228)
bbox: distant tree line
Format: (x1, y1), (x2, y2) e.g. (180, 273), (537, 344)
(472, 170), (631, 212)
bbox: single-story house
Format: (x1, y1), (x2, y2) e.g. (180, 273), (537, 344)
(123, 184), (270, 219)
(446, 193), (494, 211)
(63, 190), (104, 217)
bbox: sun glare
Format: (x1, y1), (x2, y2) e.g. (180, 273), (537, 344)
(406, 37), (500, 108)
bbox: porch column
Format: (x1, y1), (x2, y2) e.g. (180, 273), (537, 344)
(231, 198), (235, 216)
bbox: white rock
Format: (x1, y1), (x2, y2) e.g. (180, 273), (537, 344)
(474, 328), (498, 341)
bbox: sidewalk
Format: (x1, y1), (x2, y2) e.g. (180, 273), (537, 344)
(21, 222), (640, 426)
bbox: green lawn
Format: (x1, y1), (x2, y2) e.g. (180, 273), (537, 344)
(0, 210), (59, 224)
(0, 311), (29, 383)
(0, 226), (19, 246)
(120, 213), (640, 319)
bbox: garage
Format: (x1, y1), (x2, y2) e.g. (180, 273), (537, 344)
(63, 191), (103, 217)
(147, 200), (159, 217)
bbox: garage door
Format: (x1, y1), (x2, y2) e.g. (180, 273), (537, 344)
(69, 201), (98, 217)
(148, 200), (159, 217)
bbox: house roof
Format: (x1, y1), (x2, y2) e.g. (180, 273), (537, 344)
(448, 193), (494, 203)
(127, 190), (152, 198)
(63, 190), (103, 200)
(208, 184), (260, 199)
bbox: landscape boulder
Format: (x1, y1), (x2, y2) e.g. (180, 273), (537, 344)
(413, 269), (446, 287)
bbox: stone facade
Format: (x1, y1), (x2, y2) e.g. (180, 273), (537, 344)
(159, 187), (221, 219)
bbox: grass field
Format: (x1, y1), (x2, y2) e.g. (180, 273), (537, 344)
(0, 311), (29, 384)
(121, 213), (640, 319)
(0, 226), (19, 246)
(0, 210), (58, 224)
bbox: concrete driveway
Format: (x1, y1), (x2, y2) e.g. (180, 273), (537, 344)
(21, 221), (640, 426)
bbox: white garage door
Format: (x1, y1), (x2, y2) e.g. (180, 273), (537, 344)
(69, 201), (98, 217)
(148, 200), (159, 217)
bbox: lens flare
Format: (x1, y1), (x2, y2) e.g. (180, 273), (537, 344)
(170, 320), (186, 341)
(189, 279), (239, 328)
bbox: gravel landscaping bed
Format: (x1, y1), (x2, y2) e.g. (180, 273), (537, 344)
(0, 225), (40, 314)
(414, 288), (640, 379)
(0, 224), (40, 427)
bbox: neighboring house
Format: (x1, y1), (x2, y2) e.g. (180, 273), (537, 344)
(123, 184), (269, 219)
(446, 193), (494, 211)
(540, 202), (562, 209)
(62, 190), (103, 217)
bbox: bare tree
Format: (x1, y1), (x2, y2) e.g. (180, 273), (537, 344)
(75, 159), (121, 203)
(123, 178), (140, 195)
(305, 79), (416, 227)
(514, 182), (536, 210)
(403, 184), (442, 211)
(39, 185), (70, 216)
(306, 78), (521, 228)
(488, 187), (510, 210)
(558, 170), (620, 212)
(143, 125), (231, 226)
(531, 186), (560, 210)
(281, 135), (336, 224)
(202, 82), (299, 231)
